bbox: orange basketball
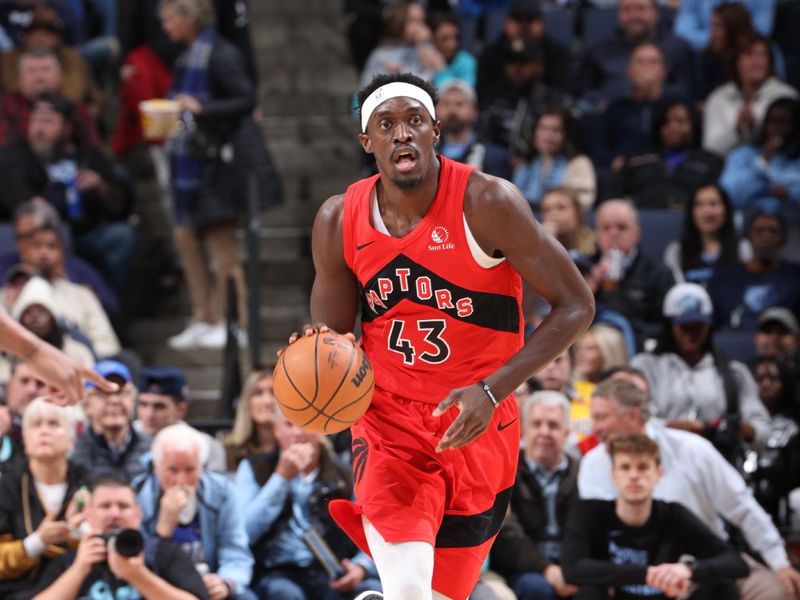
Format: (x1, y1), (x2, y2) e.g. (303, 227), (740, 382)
(272, 331), (374, 434)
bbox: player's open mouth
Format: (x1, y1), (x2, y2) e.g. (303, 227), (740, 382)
(394, 149), (417, 172)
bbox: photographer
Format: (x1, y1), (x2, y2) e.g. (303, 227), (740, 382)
(32, 474), (207, 600)
(236, 407), (381, 600)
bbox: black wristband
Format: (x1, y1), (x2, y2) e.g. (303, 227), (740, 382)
(478, 380), (499, 409)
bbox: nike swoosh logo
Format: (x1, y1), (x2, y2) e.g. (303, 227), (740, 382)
(497, 417), (518, 432)
(356, 241), (375, 251)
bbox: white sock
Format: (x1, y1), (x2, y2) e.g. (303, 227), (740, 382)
(363, 516), (447, 600)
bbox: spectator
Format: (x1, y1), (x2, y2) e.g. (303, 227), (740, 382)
(6, 276), (96, 376)
(593, 42), (685, 171)
(434, 79), (511, 178)
(71, 360), (151, 481)
(477, 36), (568, 157)
(574, 324), (629, 385)
(31, 474), (208, 600)
(588, 199), (675, 350)
(748, 356), (800, 526)
(491, 391), (579, 600)
(539, 187), (596, 256)
(513, 106), (596, 210)
(430, 13), (476, 88)
(223, 369), (277, 472)
(607, 100), (723, 210)
(754, 307), (799, 369)
(575, 0), (693, 112)
(0, 398), (90, 600)
(563, 431), (749, 599)
(0, 93), (136, 294)
(579, 378), (800, 600)
(663, 184), (742, 287)
(632, 283), (770, 461)
(114, 0), (258, 156)
(162, 0), (280, 350)
(720, 97), (800, 216)
(236, 407), (381, 600)
(0, 46), (98, 148)
(703, 33), (798, 157)
(358, 1), (444, 88)
(135, 423), (256, 600)
(533, 350), (597, 453)
(0, 264), (33, 312)
(0, 358), (46, 472)
(674, 0), (775, 52)
(0, 7), (94, 107)
(476, 0), (571, 97)
(11, 219), (120, 358)
(135, 365), (226, 472)
(0, 201), (119, 318)
(708, 206), (800, 330)
(689, 3), (781, 102)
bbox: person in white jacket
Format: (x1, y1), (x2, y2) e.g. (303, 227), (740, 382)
(631, 283), (770, 454)
(703, 33), (797, 157)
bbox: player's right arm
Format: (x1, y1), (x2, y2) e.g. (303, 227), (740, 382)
(309, 194), (360, 334)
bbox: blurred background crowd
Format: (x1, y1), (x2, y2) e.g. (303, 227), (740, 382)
(0, 0), (798, 598)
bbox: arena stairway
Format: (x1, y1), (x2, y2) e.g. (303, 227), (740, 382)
(123, 0), (361, 421)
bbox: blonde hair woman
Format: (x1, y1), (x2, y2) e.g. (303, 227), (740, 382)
(574, 324), (628, 384)
(223, 370), (278, 471)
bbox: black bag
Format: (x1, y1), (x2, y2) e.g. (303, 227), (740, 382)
(706, 350), (744, 468)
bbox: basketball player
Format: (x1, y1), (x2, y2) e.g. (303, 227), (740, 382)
(295, 73), (594, 600)
(0, 308), (115, 403)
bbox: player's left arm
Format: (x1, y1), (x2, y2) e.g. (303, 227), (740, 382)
(436, 173), (595, 451)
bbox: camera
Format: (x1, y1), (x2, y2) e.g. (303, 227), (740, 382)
(96, 528), (144, 558)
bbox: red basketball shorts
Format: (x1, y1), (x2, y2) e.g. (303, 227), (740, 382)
(328, 390), (520, 600)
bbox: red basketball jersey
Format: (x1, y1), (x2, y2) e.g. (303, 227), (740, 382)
(342, 156), (524, 405)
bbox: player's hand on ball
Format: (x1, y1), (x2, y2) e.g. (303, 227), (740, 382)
(276, 442), (315, 479)
(278, 323), (356, 356)
(433, 385), (495, 452)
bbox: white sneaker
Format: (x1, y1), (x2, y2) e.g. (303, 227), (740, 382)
(167, 321), (213, 350)
(353, 593), (383, 600)
(197, 322), (227, 349)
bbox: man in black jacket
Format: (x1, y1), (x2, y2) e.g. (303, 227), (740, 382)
(0, 93), (135, 294)
(588, 200), (675, 350)
(491, 391), (579, 600)
(562, 432), (748, 599)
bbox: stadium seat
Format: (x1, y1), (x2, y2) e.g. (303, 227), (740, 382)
(713, 330), (756, 364)
(542, 6), (575, 48)
(637, 209), (683, 262)
(0, 222), (14, 257)
(582, 7), (617, 48)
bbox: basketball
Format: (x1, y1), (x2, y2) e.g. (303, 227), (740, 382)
(273, 331), (374, 434)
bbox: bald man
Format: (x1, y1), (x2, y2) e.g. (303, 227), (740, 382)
(588, 200), (674, 350)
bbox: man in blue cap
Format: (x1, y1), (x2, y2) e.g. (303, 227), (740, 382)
(71, 359), (151, 481)
(135, 365), (226, 472)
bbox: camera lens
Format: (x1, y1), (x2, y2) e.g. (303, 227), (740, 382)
(109, 528), (144, 558)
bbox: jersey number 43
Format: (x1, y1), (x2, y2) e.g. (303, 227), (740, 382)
(387, 319), (451, 365)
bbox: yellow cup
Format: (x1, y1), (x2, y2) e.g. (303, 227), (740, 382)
(139, 99), (181, 141)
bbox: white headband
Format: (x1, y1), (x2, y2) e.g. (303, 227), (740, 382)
(360, 82), (436, 132)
